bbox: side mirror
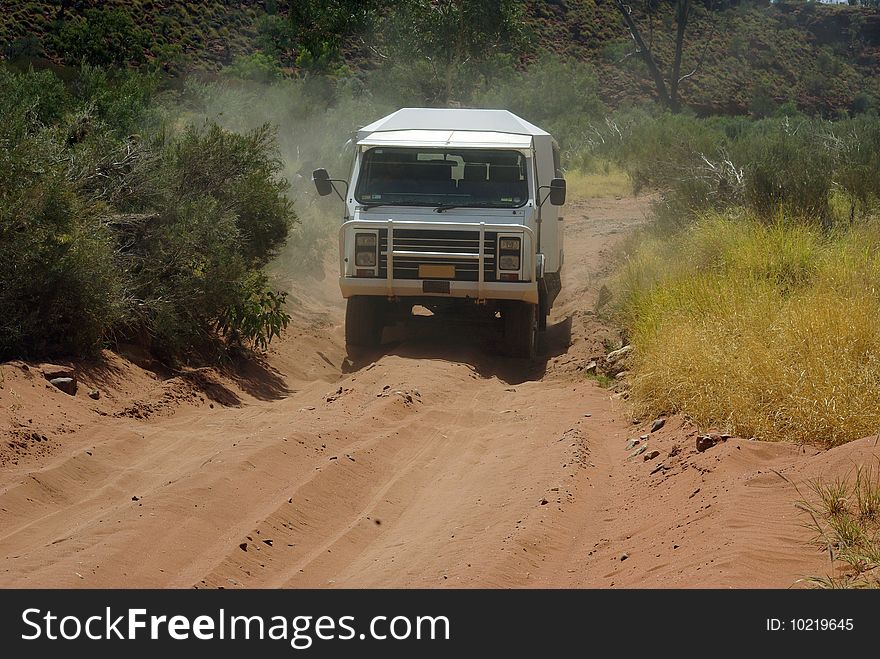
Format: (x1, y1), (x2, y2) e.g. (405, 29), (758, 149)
(312, 168), (333, 196)
(549, 178), (566, 206)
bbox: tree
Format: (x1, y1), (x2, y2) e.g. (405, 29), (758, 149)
(286, 0), (386, 72)
(609, 0), (716, 113)
(379, 0), (526, 104)
(53, 8), (152, 67)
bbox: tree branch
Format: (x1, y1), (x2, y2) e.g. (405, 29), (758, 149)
(677, 0), (718, 85)
(611, 0), (671, 109)
(669, 0), (690, 113)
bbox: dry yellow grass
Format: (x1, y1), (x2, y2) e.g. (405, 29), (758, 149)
(566, 163), (632, 200)
(618, 213), (880, 446)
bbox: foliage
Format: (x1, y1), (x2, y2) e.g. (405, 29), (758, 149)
(218, 283), (291, 351)
(286, 0), (385, 73)
(378, 0), (527, 104)
(3, 2), (879, 116)
(0, 66), (296, 360)
(0, 68), (124, 357)
(111, 120), (296, 353)
(226, 52), (284, 83)
(53, 8), (152, 67)
(476, 54), (605, 154)
(575, 112), (880, 230)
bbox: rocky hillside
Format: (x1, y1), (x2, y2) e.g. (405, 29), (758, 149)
(2, 0), (879, 115)
(531, 0), (880, 115)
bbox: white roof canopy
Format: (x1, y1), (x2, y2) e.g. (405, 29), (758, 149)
(356, 108), (547, 150)
(357, 129), (532, 150)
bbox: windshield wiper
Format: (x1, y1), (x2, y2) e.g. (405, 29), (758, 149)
(434, 202), (504, 213)
(359, 202), (436, 210)
(359, 202), (395, 209)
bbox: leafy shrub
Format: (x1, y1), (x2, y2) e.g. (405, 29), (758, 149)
(733, 119), (834, 222)
(0, 66), (70, 127)
(477, 54), (605, 156)
(584, 112), (879, 230)
(53, 8), (152, 67)
(70, 66), (161, 137)
(226, 53), (284, 83)
(851, 91), (878, 116)
(831, 115), (880, 218)
(0, 71), (124, 357)
(218, 280), (291, 351)
(0, 67), (297, 360)
(112, 122), (296, 353)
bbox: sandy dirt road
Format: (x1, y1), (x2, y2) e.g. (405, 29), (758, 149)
(1, 196), (866, 588)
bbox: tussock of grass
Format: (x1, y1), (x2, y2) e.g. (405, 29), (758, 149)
(790, 463), (880, 589)
(618, 213), (880, 447)
(585, 372), (616, 388)
(566, 163), (631, 201)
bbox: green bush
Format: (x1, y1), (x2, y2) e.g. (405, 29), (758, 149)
(0, 67), (297, 360)
(476, 54), (605, 156)
(0, 74), (124, 357)
(832, 115), (880, 218)
(53, 8), (153, 67)
(226, 53), (284, 83)
(218, 279), (291, 351)
(733, 119), (834, 222)
(70, 66), (161, 137)
(111, 121), (296, 353)
(584, 111), (879, 230)
(0, 66), (70, 127)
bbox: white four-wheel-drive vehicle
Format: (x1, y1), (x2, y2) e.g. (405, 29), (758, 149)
(313, 108), (566, 358)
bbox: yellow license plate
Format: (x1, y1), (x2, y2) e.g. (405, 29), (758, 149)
(419, 264), (455, 279)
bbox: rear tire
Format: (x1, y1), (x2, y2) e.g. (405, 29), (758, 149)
(538, 286), (549, 332)
(345, 296), (384, 350)
(504, 301), (537, 359)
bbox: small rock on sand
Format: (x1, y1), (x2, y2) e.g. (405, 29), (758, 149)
(49, 377), (77, 395)
(650, 417), (666, 433)
(696, 433), (724, 452)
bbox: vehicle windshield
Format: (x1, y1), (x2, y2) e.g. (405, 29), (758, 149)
(354, 147), (529, 209)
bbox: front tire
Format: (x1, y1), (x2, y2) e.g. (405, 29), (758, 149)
(504, 301), (537, 359)
(345, 296), (384, 349)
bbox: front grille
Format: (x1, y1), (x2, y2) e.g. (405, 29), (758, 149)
(378, 228), (497, 282)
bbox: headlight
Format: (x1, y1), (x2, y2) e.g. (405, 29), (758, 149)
(356, 250), (377, 266)
(499, 254), (520, 270)
(498, 236), (521, 271)
(354, 232), (378, 268)
(356, 233), (378, 248)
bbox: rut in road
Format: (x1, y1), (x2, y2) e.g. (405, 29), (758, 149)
(0, 197), (636, 588)
(2, 195), (836, 588)
(191, 196), (641, 588)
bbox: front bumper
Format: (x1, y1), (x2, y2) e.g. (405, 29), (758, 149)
(339, 276), (538, 303)
(340, 218), (537, 303)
